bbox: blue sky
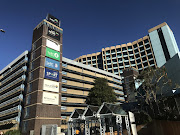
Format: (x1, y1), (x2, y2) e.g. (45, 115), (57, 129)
(0, 0), (180, 70)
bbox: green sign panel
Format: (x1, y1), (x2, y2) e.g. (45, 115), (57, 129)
(46, 47), (60, 61)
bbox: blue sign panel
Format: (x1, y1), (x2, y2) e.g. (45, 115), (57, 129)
(44, 68), (59, 81)
(45, 57), (60, 70)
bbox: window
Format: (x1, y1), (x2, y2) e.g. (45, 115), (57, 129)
(62, 79), (67, 83)
(31, 52), (36, 60)
(138, 41), (143, 46)
(32, 42), (37, 51)
(61, 97), (67, 101)
(62, 63), (67, 67)
(27, 83), (32, 93)
(62, 71), (67, 75)
(22, 121), (28, 133)
(133, 44), (137, 48)
(128, 46), (132, 49)
(144, 39), (149, 43)
(61, 106), (67, 110)
(24, 107), (30, 118)
(29, 72), (33, 81)
(92, 56), (96, 59)
(61, 88), (67, 92)
(26, 95), (31, 105)
(111, 49), (115, 53)
(87, 57), (91, 60)
(30, 62), (34, 70)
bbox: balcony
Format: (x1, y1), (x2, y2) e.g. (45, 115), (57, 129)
(1, 57), (28, 79)
(0, 116), (20, 126)
(0, 105), (22, 118)
(0, 75), (26, 94)
(113, 84), (123, 89)
(1, 66), (27, 85)
(0, 85), (24, 101)
(114, 90), (124, 95)
(0, 94), (23, 109)
(117, 97), (125, 101)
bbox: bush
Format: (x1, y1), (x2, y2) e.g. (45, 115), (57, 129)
(4, 130), (21, 135)
(134, 111), (152, 125)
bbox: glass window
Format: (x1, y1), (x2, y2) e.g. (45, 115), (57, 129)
(62, 79), (67, 83)
(62, 63), (67, 67)
(31, 52), (36, 60)
(61, 88), (67, 92)
(26, 95), (31, 105)
(62, 71), (67, 75)
(22, 121), (28, 133)
(29, 72), (33, 81)
(28, 83), (32, 93)
(61, 106), (67, 110)
(61, 97), (67, 101)
(24, 107), (30, 118)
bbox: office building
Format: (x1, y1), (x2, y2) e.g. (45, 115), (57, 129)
(75, 22), (179, 76)
(0, 15), (124, 134)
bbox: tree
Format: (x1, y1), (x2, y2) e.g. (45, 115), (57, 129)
(134, 66), (172, 105)
(86, 78), (117, 106)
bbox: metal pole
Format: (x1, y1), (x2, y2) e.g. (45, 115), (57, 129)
(116, 115), (123, 135)
(128, 112), (137, 135)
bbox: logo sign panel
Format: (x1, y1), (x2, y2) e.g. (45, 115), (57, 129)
(42, 92), (59, 105)
(44, 68), (59, 81)
(45, 57), (60, 70)
(47, 27), (60, 41)
(46, 14), (60, 27)
(46, 39), (60, 52)
(46, 47), (60, 61)
(43, 79), (59, 93)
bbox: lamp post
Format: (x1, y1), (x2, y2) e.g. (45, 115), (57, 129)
(0, 29), (5, 33)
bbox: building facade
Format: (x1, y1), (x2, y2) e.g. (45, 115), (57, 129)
(0, 15), (124, 134)
(0, 51), (29, 133)
(61, 57), (123, 131)
(75, 22), (179, 76)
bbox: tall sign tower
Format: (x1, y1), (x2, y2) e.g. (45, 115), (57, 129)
(22, 14), (63, 135)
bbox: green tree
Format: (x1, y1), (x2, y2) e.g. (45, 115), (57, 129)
(4, 130), (21, 135)
(86, 78), (117, 106)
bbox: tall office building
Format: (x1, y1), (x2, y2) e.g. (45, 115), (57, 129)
(75, 22), (179, 76)
(0, 15), (124, 134)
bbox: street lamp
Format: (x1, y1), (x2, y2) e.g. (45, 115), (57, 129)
(0, 29), (5, 33)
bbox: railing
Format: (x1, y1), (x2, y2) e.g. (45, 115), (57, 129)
(0, 94), (23, 109)
(1, 57), (28, 78)
(0, 105), (22, 117)
(117, 97), (125, 101)
(0, 75), (26, 94)
(0, 84), (24, 100)
(113, 84), (123, 89)
(114, 90), (124, 95)
(0, 116), (20, 125)
(1, 66), (27, 85)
